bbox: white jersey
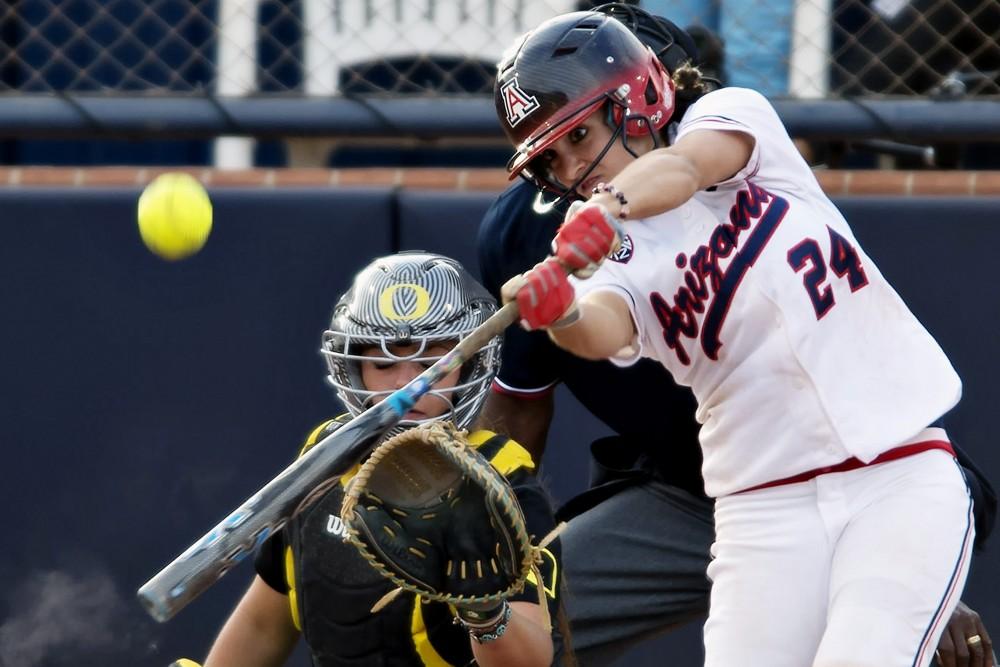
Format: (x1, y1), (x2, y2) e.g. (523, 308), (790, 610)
(573, 87), (961, 497)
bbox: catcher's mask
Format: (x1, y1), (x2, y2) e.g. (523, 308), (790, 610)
(495, 7), (696, 211)
(322, 251), (501, 431)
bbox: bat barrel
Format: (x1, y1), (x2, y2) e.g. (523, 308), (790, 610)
(136, 301), (520, 622)
(136, 404), (395, 621)
(138, 512), (261, 622)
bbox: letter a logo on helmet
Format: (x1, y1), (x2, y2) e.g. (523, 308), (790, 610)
(501, 79), (540, 128)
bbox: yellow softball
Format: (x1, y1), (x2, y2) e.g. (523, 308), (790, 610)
(137, 173), (213, 261)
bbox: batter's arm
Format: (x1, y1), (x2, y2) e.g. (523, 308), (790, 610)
(474, 389), (555, 464)
(547, 291), (637, 362)
(588, 129), (754, 220)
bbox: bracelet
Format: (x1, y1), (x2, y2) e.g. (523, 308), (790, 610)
(454, 600), (512, 644)
(591, 182), (630, 219)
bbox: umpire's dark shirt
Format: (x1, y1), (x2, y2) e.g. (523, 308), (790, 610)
(476, 179), (705, 497)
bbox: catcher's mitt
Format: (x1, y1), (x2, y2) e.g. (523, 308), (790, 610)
(341, 421), (543, 616)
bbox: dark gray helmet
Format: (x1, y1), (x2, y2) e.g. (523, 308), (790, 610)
(321, 251), (500, 430)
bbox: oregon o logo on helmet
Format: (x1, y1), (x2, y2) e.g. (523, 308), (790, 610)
(378, 283), (431, 321)
(501, 79), (540, 127)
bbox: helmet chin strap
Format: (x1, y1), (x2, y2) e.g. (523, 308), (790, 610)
(531, 100), (660, 216)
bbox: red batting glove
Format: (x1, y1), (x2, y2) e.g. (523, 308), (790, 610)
(516, 258), (578, 330)
(552, 202), (624, 278)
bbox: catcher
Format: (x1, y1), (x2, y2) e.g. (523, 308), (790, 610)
(199, 252), (562, 667)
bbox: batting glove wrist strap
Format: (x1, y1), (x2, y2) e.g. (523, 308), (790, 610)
(553, 201), (625, 279)
(516, 258), (577, 331)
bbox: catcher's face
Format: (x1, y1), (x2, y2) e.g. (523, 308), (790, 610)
(359, 342), (461, 420)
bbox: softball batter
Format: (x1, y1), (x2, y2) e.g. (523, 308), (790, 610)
(496, 10), (974, 666)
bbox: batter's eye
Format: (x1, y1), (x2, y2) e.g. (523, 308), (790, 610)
(568, 126), (588, 143)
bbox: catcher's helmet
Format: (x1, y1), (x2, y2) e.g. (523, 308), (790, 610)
(322, 251), (501, 431)
(495, 8), (695, 200)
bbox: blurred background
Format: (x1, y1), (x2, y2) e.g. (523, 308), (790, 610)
(0, 1), (997, 666)
(1, 0), (998, 168)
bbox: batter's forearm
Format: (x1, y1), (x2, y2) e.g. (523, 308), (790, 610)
(548, 292), (636, 361)
(590, 148), (700, 219)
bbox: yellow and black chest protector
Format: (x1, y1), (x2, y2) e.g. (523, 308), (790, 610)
(284, 422), (524, 667)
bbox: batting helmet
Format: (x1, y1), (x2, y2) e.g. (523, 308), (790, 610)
(495, 9), (690, 197)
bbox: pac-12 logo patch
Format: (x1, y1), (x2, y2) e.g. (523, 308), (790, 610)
(610, 234), (634, 263)
(501, 79), (540, 128)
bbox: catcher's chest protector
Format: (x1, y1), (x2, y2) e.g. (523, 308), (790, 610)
(288, 484), (442, 667)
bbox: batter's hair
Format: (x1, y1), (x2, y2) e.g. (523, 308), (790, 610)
(591, 3), (718, 137)
(666, 62), (716, 139)
(673, 62), (710, 95)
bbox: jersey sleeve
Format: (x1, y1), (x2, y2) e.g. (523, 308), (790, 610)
(674, 87), (783, 186)
(254, 530), (289, 593)
(494, 326), (561, 395)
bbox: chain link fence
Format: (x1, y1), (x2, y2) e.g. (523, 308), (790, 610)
(1, 0), (997, 100)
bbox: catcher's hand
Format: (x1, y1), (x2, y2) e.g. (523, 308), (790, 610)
(341, 422), (538, 620)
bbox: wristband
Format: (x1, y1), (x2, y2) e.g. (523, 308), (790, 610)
(591, 182), (630, 219)
(454, 599), (512, 644)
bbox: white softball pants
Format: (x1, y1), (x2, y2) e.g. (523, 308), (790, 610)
(703, 449), (974, 667)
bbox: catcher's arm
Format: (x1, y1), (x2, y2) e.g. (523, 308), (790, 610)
(203, 575), (299, 667)
(470, 601), (554, 667)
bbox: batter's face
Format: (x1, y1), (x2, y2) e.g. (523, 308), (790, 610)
(537, 109), (656, 198)
(359, 341), (461, 420)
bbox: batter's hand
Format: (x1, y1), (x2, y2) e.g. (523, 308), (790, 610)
(935, 601), (994, 667)
(552, 201), (624, 278)
(502, 258), (578, 331)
